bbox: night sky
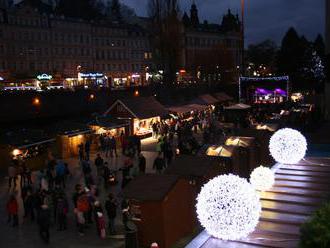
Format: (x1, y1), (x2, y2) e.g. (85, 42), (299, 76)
(122, 0), (325, 46)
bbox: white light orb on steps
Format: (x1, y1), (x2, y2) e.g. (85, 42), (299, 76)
(269, 128), (307, 164)
(196, 174), (261, 240)
(250, 166), (275, 191)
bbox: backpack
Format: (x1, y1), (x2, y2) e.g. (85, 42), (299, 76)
(77, 196), (89, 212)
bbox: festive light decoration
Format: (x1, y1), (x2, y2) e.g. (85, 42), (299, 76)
(269, 128), (307, 164)
(196, 174), (261, 240)
(250, 166), (275, 191)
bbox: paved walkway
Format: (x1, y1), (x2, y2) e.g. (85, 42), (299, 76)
(0, 138), (160, 248)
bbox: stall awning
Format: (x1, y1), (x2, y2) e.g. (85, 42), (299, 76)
(206, 145), (235, 157)
(198, 94), (219, 105)
(214, 92), (234, 102)
(104, 96), (168, 119)
(225, 136), (255, 148)
(168, 104), (208, 114)
(224, 103), (251, 110)
(88, 116), (129, 129)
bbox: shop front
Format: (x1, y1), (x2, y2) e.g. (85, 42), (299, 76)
(88, 116), (129, 147)
(104, 97), (168, 139)
(51, 121), (92, 159)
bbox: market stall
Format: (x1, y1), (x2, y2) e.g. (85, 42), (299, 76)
(104, 97), (168, 139)
(224, 103), (251, 123)
(237, 128), (275, 165)
(225, 136), (258, 177)
(199, 144), (249, 178)
(0, 129), (55, 169)
(123, 174), (195, 248)
(51, 121), (92, 159)
(165, 155), (229, 193)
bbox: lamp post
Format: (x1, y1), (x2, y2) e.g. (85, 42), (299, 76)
(241, 0), (245, 76)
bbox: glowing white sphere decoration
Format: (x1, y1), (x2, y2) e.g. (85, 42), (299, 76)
(269, 128), (307, 164)
(196, 174), (261, 240)
(250, 166), (275, 191)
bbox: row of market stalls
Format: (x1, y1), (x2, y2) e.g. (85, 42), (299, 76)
(0, 93), (234, 169)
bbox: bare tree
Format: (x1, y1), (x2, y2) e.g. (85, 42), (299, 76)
(148, 0), (182, 86)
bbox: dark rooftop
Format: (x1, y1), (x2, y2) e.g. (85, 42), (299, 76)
(164, 155), (221, 178)
(109, 96), (168, 119)
(123, 174), (179, 202)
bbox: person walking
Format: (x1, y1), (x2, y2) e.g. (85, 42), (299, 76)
(38, 204), (51, 244)
(94, 154), (104, 178)
(6, 195), (18, 227)
(23, 189), (35, 222)
(55, 160), (66, 188)
(56, 194), (68, 231)
(153, 155), (165, 174)
(138, 153), (146, 174)
(105, 193), (117, 234)
(85, 140), (91, 161)
(78, 143), (84, 161)
(8, 164), (17, 190)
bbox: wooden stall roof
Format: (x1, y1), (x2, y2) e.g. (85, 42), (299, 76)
(47, 121), (92, 136)
(0, 129), (54, 148)
(197, 94), (219, 105)
(225, 136), (255, 148)
(225, 103), (251, 110)
(187, 157), (330, 248)
(123, 174), (179, 202)
(164, 155), (220, 178)
(105, 96), (168, 119)
(88, 116), (129, 129)
(168, 104), (208, 114)
(213, 92), (234, 102)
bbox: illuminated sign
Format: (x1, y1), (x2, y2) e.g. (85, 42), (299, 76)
(79, 72), (104, 78)
(37, 73), (53, 80)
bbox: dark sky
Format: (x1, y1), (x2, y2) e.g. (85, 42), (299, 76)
(122, 0), (325, 46)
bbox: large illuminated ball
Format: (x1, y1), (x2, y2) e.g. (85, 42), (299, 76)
(196, 174), (261, 240)
(269, 128), (307, 164)
(250, 166), (275, 191)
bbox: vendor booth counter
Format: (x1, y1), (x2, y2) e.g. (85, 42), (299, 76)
(88, 116), (129, 147)
(0, 129), (55, 170)
(199, 144), (249, 178)
(123, 174), (195, 248)
(104, 97), (168, 139)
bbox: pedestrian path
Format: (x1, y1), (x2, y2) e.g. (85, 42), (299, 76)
(0, 145), (159, 248)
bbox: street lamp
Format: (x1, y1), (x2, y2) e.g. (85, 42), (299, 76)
(241, 0), (245, 75)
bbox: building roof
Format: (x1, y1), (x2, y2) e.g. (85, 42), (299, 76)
(225, 103), (251, 110)
(105, 96), (168, 119)
(123, 174), (179, 202)
(213, 92), (233, 102)
(47, 121), (92, 136)
(0, 129), (54, 148)
(15, 0), (53, 14)
(168, 104), (207, 114)
(198, 94), (218, 105)
(164, 155), (220, 178)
